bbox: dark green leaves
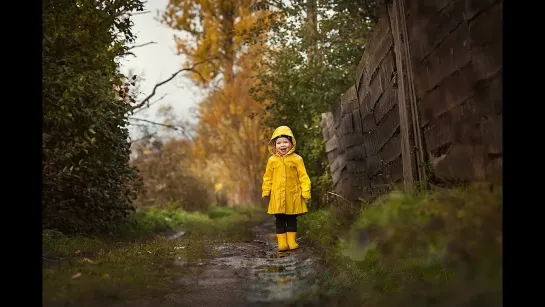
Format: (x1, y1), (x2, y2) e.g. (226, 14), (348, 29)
(43, 0), (145, 234)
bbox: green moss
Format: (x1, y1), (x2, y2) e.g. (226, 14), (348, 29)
(299, 184), (502, 307)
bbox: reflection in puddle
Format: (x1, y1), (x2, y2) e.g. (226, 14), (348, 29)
(248, 256), (314, 303)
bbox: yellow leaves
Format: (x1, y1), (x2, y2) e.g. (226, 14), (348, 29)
(163, 0), (269, 87)
(68, 255), (100, 281)
(160, 1), (277, 204)
(229, 102), (236, 115)
(194, 73), (270, 203)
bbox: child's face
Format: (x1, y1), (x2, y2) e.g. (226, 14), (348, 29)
(275, 137), (292, 156)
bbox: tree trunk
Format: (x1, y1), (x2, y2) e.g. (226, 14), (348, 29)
(306, 0), (318, 68)
(220, 1), (235, 84)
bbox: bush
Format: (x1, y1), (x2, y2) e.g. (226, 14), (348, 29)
(208, 206), (235, 219)
(42, 0), (145, 234)
(112, 207), (213, 237)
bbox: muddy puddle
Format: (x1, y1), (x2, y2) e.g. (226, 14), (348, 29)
(170, 219), (318, 307)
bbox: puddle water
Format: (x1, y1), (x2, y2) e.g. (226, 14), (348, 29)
(172, 219), (317, 306)
(247, 255), (314, 303)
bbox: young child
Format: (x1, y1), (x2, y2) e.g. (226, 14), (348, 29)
(262, 126), (311, 251)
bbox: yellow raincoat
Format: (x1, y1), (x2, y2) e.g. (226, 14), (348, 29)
(262, 126), (311, 215)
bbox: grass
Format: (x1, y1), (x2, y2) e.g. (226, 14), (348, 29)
(43, 206), (265, 307)
(298, 183), (502, 307)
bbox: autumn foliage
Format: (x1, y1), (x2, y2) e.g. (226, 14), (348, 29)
(155, 0), (379, 208)
(130, 138), (212, 211)
(152, 0), (275, 206)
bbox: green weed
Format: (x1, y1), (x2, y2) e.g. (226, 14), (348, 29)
(207, 206), (235, 219)
(43, 235), (184, 307)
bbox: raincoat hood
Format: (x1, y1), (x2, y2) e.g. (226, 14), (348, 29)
(268, 126), (297, 156)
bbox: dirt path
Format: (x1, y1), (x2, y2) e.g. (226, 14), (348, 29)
(165, 218), (318, 307)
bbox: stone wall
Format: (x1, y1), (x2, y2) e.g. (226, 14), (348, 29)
(320, 0), (502, 203)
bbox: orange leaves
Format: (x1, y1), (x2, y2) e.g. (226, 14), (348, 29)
(193, 63), (270, 203)
(162, 0), (270, 87)
(160, 0), (276, 204)
(69, 258), (98, 280)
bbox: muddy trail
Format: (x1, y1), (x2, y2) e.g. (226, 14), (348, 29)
(166, 218), (320, 307)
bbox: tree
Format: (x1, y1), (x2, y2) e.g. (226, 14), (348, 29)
(43, 0), (145, 234)
(131, 138), (212, 211)
(250, 0), (380, 208)
(160, 0), (274, 205)
(160, 0), (271, 86)
(193, 44), (271, 204)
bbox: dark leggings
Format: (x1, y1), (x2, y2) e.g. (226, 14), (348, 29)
(275, 214), (297, 234)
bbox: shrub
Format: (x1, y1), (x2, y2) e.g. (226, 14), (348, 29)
(43, 0), (145, 234)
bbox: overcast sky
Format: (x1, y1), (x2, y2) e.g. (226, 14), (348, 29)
(119, 0), (204, 140)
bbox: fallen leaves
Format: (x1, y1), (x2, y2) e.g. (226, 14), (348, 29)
(276, 276), (292, 283)
(82, 257), (99, 264)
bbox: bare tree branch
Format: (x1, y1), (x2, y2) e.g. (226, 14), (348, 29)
(123, 51), (137, 57)
(129, 118), (195, 141)
(129, 132), (157, 144)
(129, 117), (185, 131)
(132, 10), (151, 15)
(132, 94), (168, 114)
(131, 59), (212, 110)
(129, 41), (157, 49)
(129, 123), (153, 128)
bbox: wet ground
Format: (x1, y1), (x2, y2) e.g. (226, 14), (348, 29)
(166, 218), (319, 307)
